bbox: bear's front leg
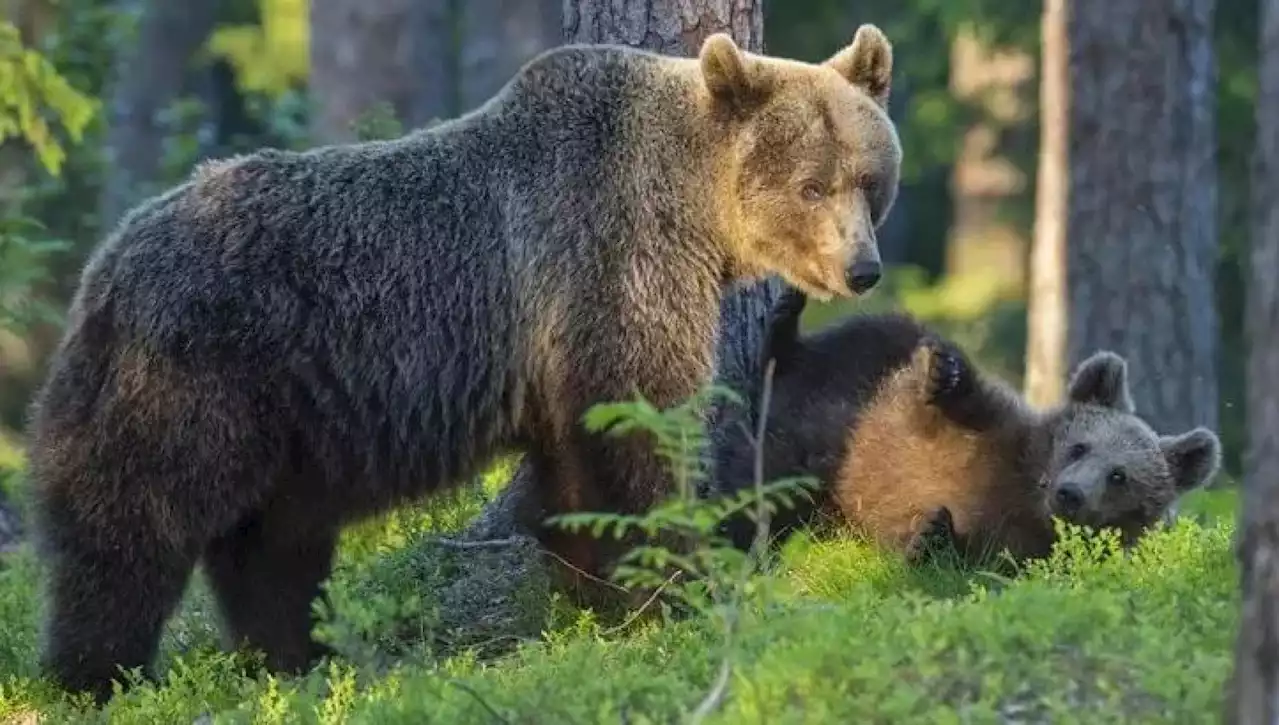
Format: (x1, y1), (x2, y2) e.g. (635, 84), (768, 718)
(919, 336), (1013, 432)
(922, 336), (977, 406)
(535, 425), (688, 613)
(903, 506), (959, 565)
(761, 286), (809, 376)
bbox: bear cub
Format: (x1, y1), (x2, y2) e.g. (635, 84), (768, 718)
(714, 289), (1222, 565)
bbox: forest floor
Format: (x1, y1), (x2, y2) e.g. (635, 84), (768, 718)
(0, 456), (1242, 725)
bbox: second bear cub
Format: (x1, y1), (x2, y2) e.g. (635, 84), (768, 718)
(715, 289), (1222, 564)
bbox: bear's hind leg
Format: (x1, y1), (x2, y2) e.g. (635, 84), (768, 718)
(38, 512), (197, 704)
(902, 506), (959, 565)
(202, 510), (338, 674)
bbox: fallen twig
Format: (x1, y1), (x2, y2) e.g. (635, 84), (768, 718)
(602, 570), (683, 636)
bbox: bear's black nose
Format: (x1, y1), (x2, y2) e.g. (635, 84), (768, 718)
(1055, 484), (1084, 513)
(847, 261), (882, 295)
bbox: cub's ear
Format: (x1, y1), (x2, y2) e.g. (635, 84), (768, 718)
(1160, 427), (1222, 494)
(824, 24), (893, 108)
(762, 286), (808, 375)
(699, 33), (769, 112)
(1066, 351), (1135, 413)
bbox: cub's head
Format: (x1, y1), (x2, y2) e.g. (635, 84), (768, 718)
(698, 25), (901, 301)
(1042, 352), (1221, 536)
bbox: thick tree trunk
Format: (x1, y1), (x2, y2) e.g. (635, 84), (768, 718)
(463, 0), (777, 541)
(309, 0), (456, 144)
(563, 0), (762, 55)
(98, 0), (222, 229)
(458, 0), (561, 113)
(1064, 0), (1219, 434)
(1227, 0), (1278, 720)
(1024, 0), (1069, 407)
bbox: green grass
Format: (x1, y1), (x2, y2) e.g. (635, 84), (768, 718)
(0, 457), (1242, 725)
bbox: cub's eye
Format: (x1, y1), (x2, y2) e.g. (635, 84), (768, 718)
(1067, 442), (1089, 460)
(1108, 468), (1127, 486)
(800, 182), (826, 202)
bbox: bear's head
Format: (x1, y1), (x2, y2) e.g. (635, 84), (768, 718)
(698, 25), (901, 301)
(1041, 352), (1222, 535)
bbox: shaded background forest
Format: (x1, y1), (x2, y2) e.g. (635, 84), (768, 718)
(0, 0), (1267, 483)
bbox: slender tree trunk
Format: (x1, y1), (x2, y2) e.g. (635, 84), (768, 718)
(458, 0), (560, 113)
(404, 0), (459, 128)
(1024, 0), (1069, 406)
(309, 0), (456, 144)
(463, 0), (777, 541)
(944, 29), (1033, 304)
(1227, 0), (1278, 720)
(1064, 0), (1219, 433)
(98, 0), (222, 229)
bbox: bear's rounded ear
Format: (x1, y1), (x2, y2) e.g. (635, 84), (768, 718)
(1066, 351), (1135, 413)
(1159, 427), (1222, 494)
(699, 33), (767, 113)
(824, 24), (893, 109)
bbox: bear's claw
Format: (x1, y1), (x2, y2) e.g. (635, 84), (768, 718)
(904, 506), (956, 564)
(924, 337), (970, 405)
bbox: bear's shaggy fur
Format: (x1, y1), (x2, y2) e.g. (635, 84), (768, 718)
(715, 289), (1222, 565)
(25, 28), (903, 701)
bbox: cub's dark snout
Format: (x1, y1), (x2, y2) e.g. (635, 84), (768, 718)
(1054, 483), (1085, 514)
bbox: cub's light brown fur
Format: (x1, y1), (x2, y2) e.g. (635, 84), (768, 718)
(830, 346), (1060, 561)
(832, 347), (1054, 560)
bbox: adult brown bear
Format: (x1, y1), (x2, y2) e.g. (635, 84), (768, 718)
(25, 28), (903, 701)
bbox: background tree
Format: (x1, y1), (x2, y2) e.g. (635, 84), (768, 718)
(462, 0), (779, 541)
(1023, 0), (1067, 406)
(97, 0), (222, 228)
(308, 0), (455, 143)
(1227, 0), (1278, 719)
(1064, 0), (1219, 435)
(458, 0), (560, 113)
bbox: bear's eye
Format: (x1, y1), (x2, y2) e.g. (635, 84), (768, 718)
(800, 181), (826, 202)
(1108, 468), (1127, 486)
(1067, 442), (1089, 460)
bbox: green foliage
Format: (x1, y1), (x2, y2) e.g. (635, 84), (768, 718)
(0, 488), (1238, 723)
(0, 22), (97, 177)
(0, 216), (71, 333)
(350, 101), (405, 142)
(207, 0), (309, 98)
(550, 384), (818, 622)
(0, 20), (97, 338)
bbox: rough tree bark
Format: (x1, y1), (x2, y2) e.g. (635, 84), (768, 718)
(309, 0), (456, 144)
(1023, 0), (1069, 407)
(1064, 0), (1219, 434)
(462, 0), (778, 542)
(1226, 0), (1278, 720)
(458, 0), (561, 113)
(98, 0), (222, 229)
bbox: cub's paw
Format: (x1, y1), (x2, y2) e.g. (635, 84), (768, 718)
(904, 506), (957, 565)
(923, 337), (972, 406)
